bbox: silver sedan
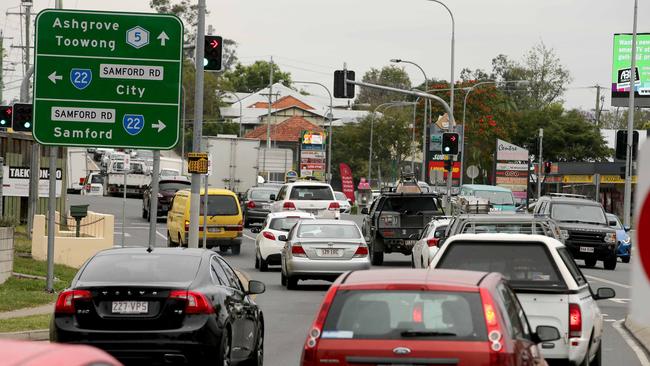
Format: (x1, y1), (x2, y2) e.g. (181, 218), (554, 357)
(280, 219), (370, 289)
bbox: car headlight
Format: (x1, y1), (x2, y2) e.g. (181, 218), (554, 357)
(560, 230), (569, 240)
(623, 236), (631, 244)
(604, 233), (617, 244)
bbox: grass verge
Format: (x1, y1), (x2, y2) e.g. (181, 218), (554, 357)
(0, 314), (51, 332)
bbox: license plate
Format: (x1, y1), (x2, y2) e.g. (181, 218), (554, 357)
(262, 204), (270, 210)
(319, 248), (342, 257)
(208, 227), (223, 233)
(111, 301), (148, 314)
(92, 187), (100, 192)
(580, 246), (595, 253)
(405, 240), (417, 246)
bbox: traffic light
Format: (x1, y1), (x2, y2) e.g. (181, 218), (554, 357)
(334, 70), (355, 99)
(204, 35), (223, 72)
(543, 161), (552, 174)
(12, 103), (32, 132)
(0, 106), (12, 130)
(615, 130), (639, 160)
(442, 132), (459, 155)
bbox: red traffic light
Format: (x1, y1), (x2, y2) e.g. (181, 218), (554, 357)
(449, 135), (456, 142)
(6, 107), (12, 116)
(209, 39), (219, 49)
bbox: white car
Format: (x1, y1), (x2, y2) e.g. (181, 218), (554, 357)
(411, 218), (449, 268)
(252, 211), (314, 271)
(429, 233), (615, 365)
(334, 191), (352, 213)
(270, 181), (341, 219)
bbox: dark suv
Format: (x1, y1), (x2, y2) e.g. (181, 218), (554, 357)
(533, 194), (618, 270)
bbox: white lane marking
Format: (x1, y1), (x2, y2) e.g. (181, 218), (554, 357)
(243, 234), (256, 241)
(113, 232), (131, 237)
(605, 319), (617, 322)
(613, 320), (650, 366)
(585, 275), (631, 289)
(156, 231), (167, 240)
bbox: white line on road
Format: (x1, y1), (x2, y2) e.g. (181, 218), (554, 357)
(156, 231), (167, 240)
(243, 234), (256, 241)
(613, 320), (650, 366)
(585, 275), (631, 289)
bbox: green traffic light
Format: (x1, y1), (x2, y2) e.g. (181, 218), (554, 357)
(24, 122), (31, 128)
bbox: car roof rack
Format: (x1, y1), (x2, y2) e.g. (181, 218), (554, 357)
(548, 193), (588, 199)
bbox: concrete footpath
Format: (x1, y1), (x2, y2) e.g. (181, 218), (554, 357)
(0, 303), (52, 341)
(626, 318), (650, 364)
(0, 303), (53, 320)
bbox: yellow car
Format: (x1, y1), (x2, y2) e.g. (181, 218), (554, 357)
(167, 188), (243, 254)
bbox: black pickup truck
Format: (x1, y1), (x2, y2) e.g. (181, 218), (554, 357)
(361, 192), (445, 265)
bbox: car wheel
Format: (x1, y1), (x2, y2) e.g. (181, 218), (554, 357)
(370, 249), (384, 266)
(142, 208), (147, 219)
(146, 209), (151, 222)
(255, 251), (260, 269)
(167, 232), (175, 247)
(584, 258), (597, 268)
(604, 256), (617, 270)
(179, 234), (186, 248)
(622, 256), (631, 263)
(590, 342), (602, 366)
(287, 276), (298, 290)
(231, 244), (241, 255)
(259, 254), (269, 272)
(410, 254), (416, 268)
(243, 323), (264, 366)
(281, 270), (287, 286)
(217, 329), (232, 366)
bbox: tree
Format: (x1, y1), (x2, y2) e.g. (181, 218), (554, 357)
(222, 61), (292, 93)
(355, 66), (412, 108)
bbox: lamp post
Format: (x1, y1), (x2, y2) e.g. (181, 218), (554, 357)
(293, 81), (333, 183)
(369, 101), (417, 186)
(426, 0), (455, 115)
(391, 59), (429, 181)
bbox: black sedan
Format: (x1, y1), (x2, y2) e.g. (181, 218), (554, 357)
(51, 247), (265, 366)
(142, 179), (191, 221)
(243, 187), (279, 227)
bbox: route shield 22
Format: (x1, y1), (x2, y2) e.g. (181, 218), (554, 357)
(70, 69), (92, 90)
(123, 114), (144, 136)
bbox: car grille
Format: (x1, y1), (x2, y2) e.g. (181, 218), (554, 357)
(568, 231), (604, 244)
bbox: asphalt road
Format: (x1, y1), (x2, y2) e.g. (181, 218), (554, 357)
(68, 194), (647, 366)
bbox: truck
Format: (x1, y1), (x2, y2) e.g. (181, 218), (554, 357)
(202, 136), (260, 196)
(105, 159), (151, 197)
(66, 148), (91, 194)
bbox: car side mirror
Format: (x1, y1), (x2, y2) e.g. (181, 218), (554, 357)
(624, 226), (631, 232)
(361, 207), (369, 215)
(278, 235), (288, 242)
(270, 194), (276, 201)
(534, 325), (561, 343)
(609, 220), (617, 227)
(594, 287), (615, 300)
(250, 227), (261, 234)
(246, 280), (266, 295)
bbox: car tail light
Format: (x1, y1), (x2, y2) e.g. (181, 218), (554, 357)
(480, 288), (505, 365)
(301, 285), (339, 366)
(55, 289), (92, 314)
(169, 290), (214, 314)
(262, 231), (276, 240)
(184, 220), (189, 232)
(569, 303), (582, 338)
(353, 245), (368, 257)
(79, 177), (85, 185)
(328, 202), (340, 211)
(292, 244), (306, 257)
(412, 303), (423, 323)
(426, 238), (440, 247)
(283, 201), (296, 210)
(247, 201), (256, 209)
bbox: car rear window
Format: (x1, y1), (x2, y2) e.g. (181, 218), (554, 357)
(200, 195), (239, 216)
(437, 241), (567, 290)
(250, 189), (277, 200)
(269, 217), (311, 231)
(159, 182), (191, 192)
(80, 254), (201, 283)
(289, 185), (334, 200)
(297, 224), (360, 239)
(322, 290), (486, 341)
(557, 248), (587, 286)
(382, 197), (440, 213)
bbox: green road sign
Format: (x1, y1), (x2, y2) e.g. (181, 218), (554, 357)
(33, 9), (183, 149)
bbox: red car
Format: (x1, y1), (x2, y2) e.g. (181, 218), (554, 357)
(0, 339), (121, 365)
(301, 269), (560, 366)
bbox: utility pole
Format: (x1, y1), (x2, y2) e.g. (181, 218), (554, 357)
(594, 85), (602, 126)
(623, 0), (638, 228)
(538, 128), (543, 199)
(188, 0), (206, 248)
(265, 57), (274, 181)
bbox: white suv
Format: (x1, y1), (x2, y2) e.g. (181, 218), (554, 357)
(270, 181), (341, 219)
(429, 234), (615, 365)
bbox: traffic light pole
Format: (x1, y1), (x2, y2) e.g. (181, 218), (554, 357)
(623, 0), (638, 229)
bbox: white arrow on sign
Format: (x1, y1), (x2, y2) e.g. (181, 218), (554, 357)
(48, 71), (63, 84)
(152, 120), (166, 132)
(157, 31), (169, 46)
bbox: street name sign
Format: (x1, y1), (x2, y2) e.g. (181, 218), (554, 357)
(33, 9), (183, 149)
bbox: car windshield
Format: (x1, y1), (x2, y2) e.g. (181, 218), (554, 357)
(90, 175), (103, 184)
(79, 254), (200, 283)
(297, 224), (361, 239)
(551, 203), (606, 225)
(250, 189), (277, 200)
(159, 182), (190, 192)
(289, 185), (334, 200)
(437, 241), (567, 290)
(322, 290), (486, 341)
(607, 214), (623, 229)
(200, 195), (239, 216)
(474, 190), (514, 205)
(269, 217), (311, 231)
(334, 192), (348, 201)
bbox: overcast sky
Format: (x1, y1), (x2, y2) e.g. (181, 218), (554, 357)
(1, 0), (647, 111)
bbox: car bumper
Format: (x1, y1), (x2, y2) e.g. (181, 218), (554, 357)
(185, 234), (242, 248)
(565, 242), (616, 259)
(260, 242), (284, 260)
(285, 256), (370, 278)
(617, 242), (631, 258)
(246, 209), (271, 221)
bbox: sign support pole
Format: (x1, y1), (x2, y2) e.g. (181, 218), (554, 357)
(537, 129), (543, 199)
(189, 0), (206, 248)
(202, 174), (208, 248)
(46, 147), (56, 292)
(122, 152), (129, 247)
(148, 151), (160, 248)
(624, 0), (638, 228)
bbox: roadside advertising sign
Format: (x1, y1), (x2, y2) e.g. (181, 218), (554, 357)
(612, 33), (650, 107)
(339, 163), (355, 204)
(495, 139), (529, 202)
(2, 166), (62, 197)
(299, 130), (326, 181)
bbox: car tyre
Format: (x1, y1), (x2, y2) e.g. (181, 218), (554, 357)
(604, 256), (617, 270)
(281, 270), (287, 286)
(590, 343), (602, 366)
(622, 256), (631, 263)
(243, 323), (264, 366)
(287, 276), (298, 290)
(255, 251), (260, 269)
(142, 208), (147, 219)
(370, 249), (384, 266)
(259, 254), (269, 272)
(167, 232), (176, 247)
(217, 329), (233, 366)
(584, 258), (597, 268)
(231, 244), (241, 255)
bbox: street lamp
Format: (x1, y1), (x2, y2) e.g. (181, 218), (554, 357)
(293, 81), (334, 183)
(391, 59), (430, 181)
(460, 80), (529, 184)
(426, 0), (455, 116)
(369, 101), (417, 186)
